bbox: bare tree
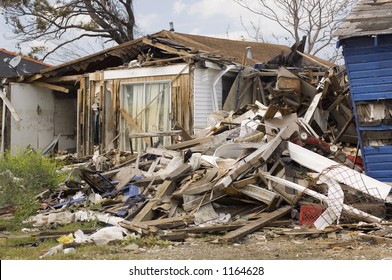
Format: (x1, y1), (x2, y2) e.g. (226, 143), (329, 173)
(1, 0), (136, 61)
(234, 0), (358, 56)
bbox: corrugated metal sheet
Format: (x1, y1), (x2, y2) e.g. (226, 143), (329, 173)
(343, 36), (392, 183)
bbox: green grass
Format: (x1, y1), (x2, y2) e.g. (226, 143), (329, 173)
(0, 225), (176, 260)
(0, 148), (67, 222)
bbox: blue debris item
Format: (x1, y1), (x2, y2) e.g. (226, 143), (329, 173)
(52, 197), (85, 209)
(102, 183), (140, 198)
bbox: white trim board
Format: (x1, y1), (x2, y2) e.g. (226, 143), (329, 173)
(287, 142), (391, 200)
(104, 64), (189, 80)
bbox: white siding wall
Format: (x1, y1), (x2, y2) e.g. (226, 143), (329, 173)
(9, 83), (76, 152)
(193, 68), (223, 130)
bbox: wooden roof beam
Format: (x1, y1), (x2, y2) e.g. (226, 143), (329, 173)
(43, 74), (85, 83)
(31, 81), (69, 93)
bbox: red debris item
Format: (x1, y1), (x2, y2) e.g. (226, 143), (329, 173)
(299, 205), (325, 226)
(347, 155), (364, 170)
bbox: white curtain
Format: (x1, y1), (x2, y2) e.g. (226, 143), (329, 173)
(120, 82), (171, 151)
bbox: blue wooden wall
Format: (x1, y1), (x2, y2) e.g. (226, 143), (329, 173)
(342, 35), (392, 183)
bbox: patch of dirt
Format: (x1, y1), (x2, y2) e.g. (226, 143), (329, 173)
(100, 232), (392, 260)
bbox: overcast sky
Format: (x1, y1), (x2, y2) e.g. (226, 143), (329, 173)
(0, 0), (295, 61)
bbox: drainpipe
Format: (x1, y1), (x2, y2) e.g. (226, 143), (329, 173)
(212, 65), (237, 112)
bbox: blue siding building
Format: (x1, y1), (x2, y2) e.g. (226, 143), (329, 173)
(336, 0), (392, 183)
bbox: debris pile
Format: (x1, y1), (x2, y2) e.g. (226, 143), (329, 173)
(4, 44), (392, 258)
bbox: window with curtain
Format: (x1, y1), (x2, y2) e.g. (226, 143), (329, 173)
(120, 81), (171, 151)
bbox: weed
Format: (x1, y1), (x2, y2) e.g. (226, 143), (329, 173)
(0, 148), (66, 222)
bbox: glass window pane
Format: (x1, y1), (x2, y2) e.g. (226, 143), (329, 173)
(120, 82), (171, 151)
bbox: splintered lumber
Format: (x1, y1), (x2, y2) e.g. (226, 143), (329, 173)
(165, 136), (215, 150)
(173, 222), (247, 234)
(215, 126), (293, 190)
(158, 232), (187, 241)
(165, 163), (193, 181)
(172, 122), (192, 141)
(120, 109), (150, 145)
(0, 90), (22, 121)
(132, 215), (194, 229)
(31, 81), (69, 93)
(279, 228), (338, 236)
(218, 205), (292, 243)
(129, 131), (182, 138)
(131, 176), (164, 187)
(145, 147), (181, 158)
(358, 233), (392, 245)
(183, 190), (226, 212)
(114, 170), (137, 191)
(132, 180), (176, 222)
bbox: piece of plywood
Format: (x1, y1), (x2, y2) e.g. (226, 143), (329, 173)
(131, 180), (176, 222)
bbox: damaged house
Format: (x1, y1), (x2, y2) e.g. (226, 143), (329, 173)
(1, 30), (338, 156)
(335, 0), (392, 183)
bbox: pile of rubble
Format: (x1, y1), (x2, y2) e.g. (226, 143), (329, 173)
(20, 61), (392, 258)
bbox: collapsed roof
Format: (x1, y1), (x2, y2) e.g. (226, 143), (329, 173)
(334, 0), (392, 40)
(30, 30), (333, 79)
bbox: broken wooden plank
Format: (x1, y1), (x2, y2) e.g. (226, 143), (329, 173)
(173, 222), (247, 234)
(114, 170), (137, 191)
(129, 131), (183, 138)
(132, 215), (194, 230)
(165, 136), (215, 150)
(183, 190), (226, 212)
(44, 74), (85, 83)
(280, 227), (338, 236)
(218, 205), (291, 243)
(158, 232), (187, 241)
(0, 89), (22, 121)
(172, 122), (193, 141)
(215, 126), (293, 190)
(120, 220), (158, 235)
(145, 147), (181, 158)
(31, 81), (69, 93)
(120, 109), (150, 146)
(358, 233), (392, 245)
(165, 163), (192, 181)
(131, 176), (164, 187)
(131, 180), (176, 223)
(142, 38), (193, 58)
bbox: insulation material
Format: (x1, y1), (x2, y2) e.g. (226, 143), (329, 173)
(356, 102), (388, 125)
